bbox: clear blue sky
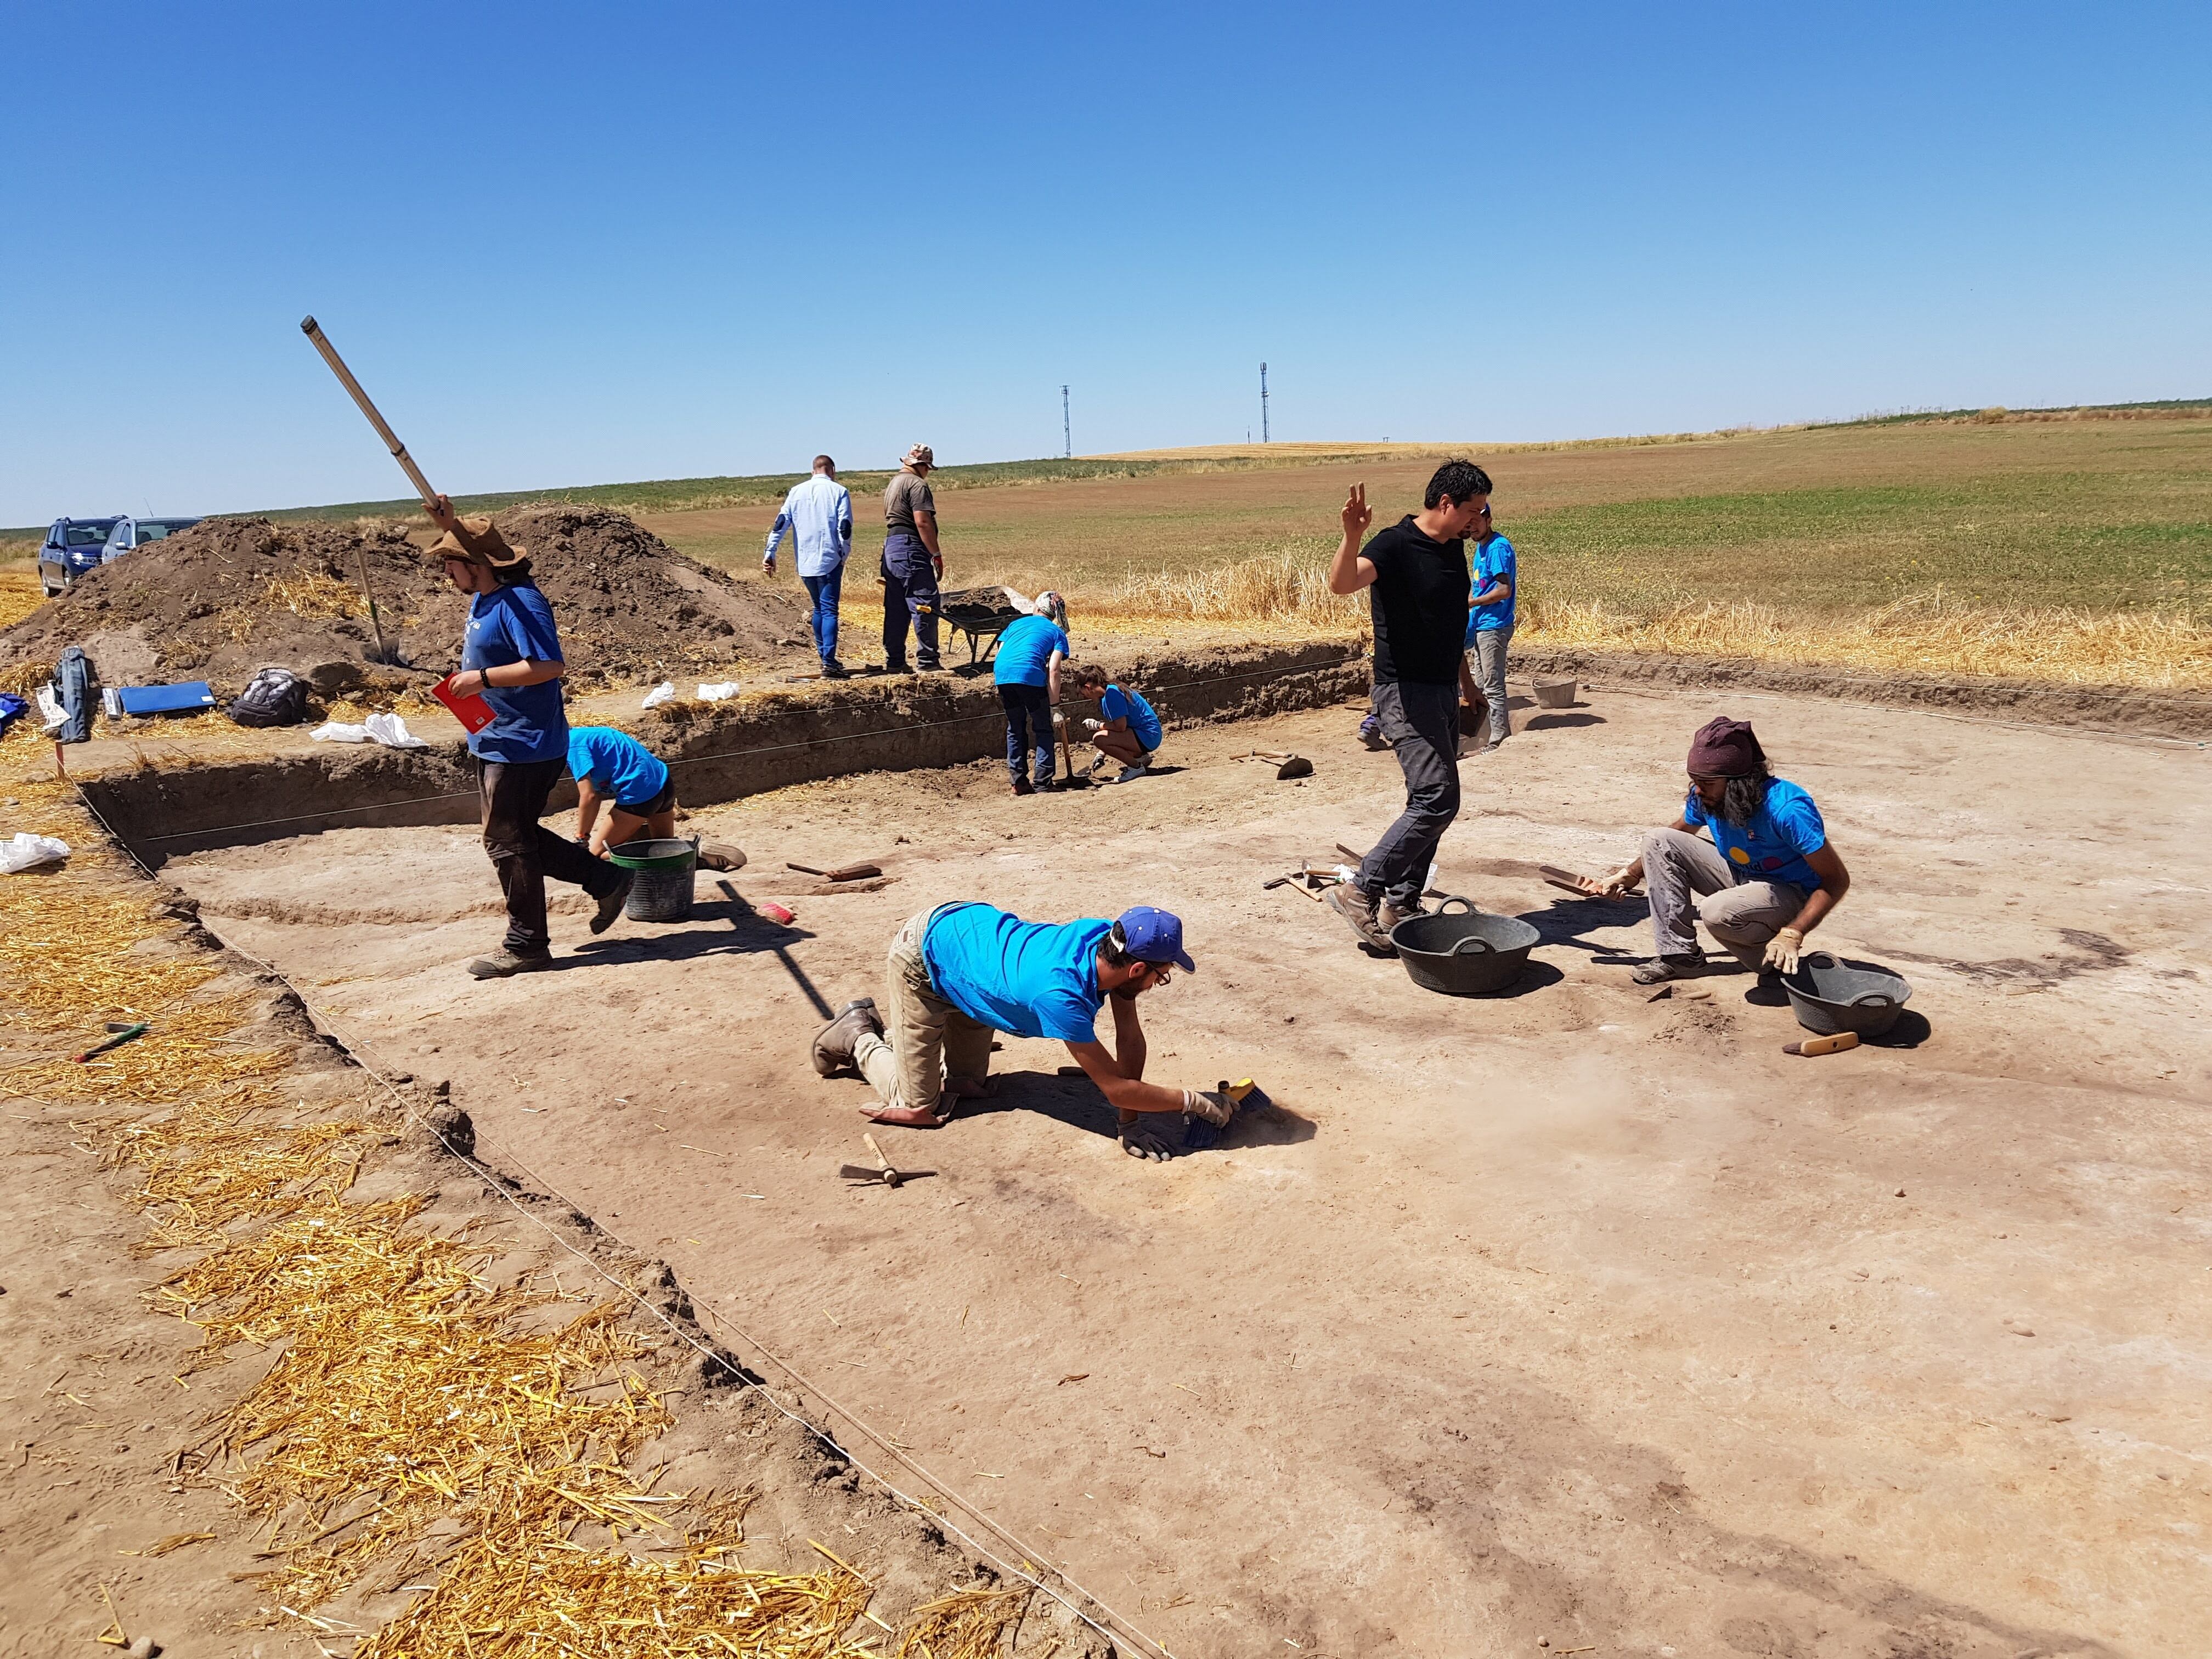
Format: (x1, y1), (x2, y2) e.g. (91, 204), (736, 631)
(4, 1), (2207, 524)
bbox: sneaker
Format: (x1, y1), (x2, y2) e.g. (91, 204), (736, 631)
(1631, 950), (1709, 985)
(1012, 776), (1035, 796)
(469, 948), (552, 980)
(1358, 715), (1387, 751)
(1325, 883), (1396, 956)
(1111, 763), (1150, 785)
(811, 998), (882, 1077)
(590, 873), (634, 935)
(697, 842), (747, 873)
(820, 660), (850, 680)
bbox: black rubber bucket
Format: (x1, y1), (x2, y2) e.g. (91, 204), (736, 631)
(1781, 952), (1912, 1037)
(607, 837), (697, 922)
(1389, 897), (1539, 996)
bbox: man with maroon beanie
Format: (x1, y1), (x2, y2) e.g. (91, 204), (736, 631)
(1584, 716), (1852, 984)
(1322, 460), (1491, 954)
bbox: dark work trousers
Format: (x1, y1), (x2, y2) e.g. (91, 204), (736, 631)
(1357, 680), (1463, 910)
(476, 757), (623, 956)
(998, 682), (1056, 786)
(881, 531), (941, 669)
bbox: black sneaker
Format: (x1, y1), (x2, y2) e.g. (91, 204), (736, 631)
(590, 873), (634, 934)
(1326, 883), (1396, 956)
(1631, 951), (1709, 985)
(469, 948), (553, 979)
(820, 660), (850, 679)
(812, 998), (882, 1077)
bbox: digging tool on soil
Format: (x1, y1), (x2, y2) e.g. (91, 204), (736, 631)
(1537, 862), (1641, 899)
(1784, 1031), (1861, 1057)
(1239, 749), (1313, 779)
(786, 861), (883, 882)
(300, 317), (436, 665)
(840, 1132), (933, 1188)
(72, 1022), (149, 1063)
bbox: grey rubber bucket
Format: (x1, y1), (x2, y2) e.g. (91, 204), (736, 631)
(1781, 951), (1912, 1037)
(607, 837), (697, 922)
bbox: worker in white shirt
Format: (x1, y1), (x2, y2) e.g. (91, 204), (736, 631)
(763, 455), (856, 678)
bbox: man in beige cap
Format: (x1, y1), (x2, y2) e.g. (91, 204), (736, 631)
(426, 494), (631, 978)
(881, 444), (945, 672)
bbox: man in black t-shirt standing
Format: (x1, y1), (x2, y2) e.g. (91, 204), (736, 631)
(1324, 459), (1492, 954)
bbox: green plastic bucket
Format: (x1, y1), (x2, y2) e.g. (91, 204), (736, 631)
(607, 837), (697, 921)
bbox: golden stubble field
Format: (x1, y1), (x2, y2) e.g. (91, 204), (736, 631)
(642, 416), (2212, 687)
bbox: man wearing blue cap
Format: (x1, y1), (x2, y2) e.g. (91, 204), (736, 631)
(811, 901), (1231, 1159)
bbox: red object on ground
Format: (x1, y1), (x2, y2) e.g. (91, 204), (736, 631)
(759, 902), (795, 924)
(432, 675), (497, 733)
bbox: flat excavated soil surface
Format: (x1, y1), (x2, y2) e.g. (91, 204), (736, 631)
(163, 684), (2212, 1658)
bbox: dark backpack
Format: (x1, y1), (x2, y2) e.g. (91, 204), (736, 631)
(228, 666), (311, 729)
(52, 646), (97, 744)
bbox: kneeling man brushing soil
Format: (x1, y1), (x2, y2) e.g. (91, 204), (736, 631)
(811, 904), (1234, 1159)
(1582, 716), (1852, 985)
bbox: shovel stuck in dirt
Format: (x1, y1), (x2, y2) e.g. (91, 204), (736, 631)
(1238, 749), (1313, 780)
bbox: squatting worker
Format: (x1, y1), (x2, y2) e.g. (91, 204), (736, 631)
(1584, 716), (1851, 985)
(1070, 662), (1163, 784)
(1323, 460), (1492, 955)
(425, 495), (631, 979)
(568, 725), (747, 869)
(993, 592), (1069, 795)
(762, 455), (854, 678)
(1458, 500), (1516, 755)
(882, 444), (945, 673)
(809, 904), (1235, 1161)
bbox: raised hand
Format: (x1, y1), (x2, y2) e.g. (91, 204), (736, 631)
(1340, 482), (1372, 543)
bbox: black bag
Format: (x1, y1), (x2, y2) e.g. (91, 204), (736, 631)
(228, 666), (311, 729)
(52, 646), (97, 744)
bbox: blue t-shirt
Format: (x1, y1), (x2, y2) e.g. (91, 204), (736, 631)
(462, 583), (567, 763)
(1099, 684), (1163, 751)
(1684, 777), (1827, 891)
(922, 904), (1111, 1042)
(566, 726), (669, 807)
(1465, 533), (1517, 641)
(993, 615), (1070, 688)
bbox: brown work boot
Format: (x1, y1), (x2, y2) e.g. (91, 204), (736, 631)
(1378, 895), (1429, 932)
(590, 873), (634, 935)
(1326, 883), (1396, 956)
(811, 998), (882, 1077)
(468, 947), (552, 980)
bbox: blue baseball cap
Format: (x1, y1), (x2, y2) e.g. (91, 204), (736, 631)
(1115, 906), (1196, 973)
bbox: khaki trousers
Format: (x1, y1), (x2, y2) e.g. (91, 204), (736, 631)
(1642, 827), (1804, 967)
(853, 907), (995, 1114)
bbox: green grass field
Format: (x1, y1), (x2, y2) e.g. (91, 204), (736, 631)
(8, 405), (2209, 685)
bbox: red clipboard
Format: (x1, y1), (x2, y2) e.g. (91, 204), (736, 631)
(432, 674), (498, 734)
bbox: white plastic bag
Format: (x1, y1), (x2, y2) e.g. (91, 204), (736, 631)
(641, 681), (676, 709)
(35, 685), (65, 735)
(1, 832), (70, 873)
(697, 682), (742, 703)
(311, 714), (427, 749)
(363, 713), (427, 749)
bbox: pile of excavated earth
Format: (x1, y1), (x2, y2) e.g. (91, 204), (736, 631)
(0, 504), (810, 699)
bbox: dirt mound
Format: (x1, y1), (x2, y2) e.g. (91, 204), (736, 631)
(0, 506), (808, 698)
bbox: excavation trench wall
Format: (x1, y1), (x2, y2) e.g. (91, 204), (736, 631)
(1514, 646), (2212, 741)
(82, 639), (1368, 866)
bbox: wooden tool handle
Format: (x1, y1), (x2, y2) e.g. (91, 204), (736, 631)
(300, 316), (439, 506)
(862, 1131), (892, 1172)
(1785, 1031), (1860, 1056)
